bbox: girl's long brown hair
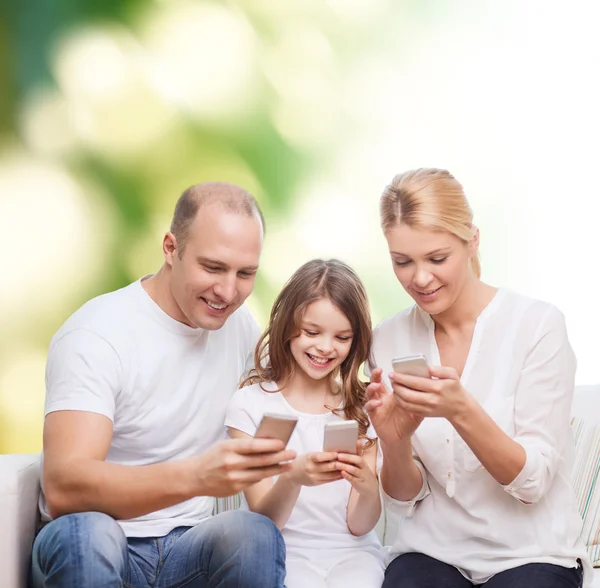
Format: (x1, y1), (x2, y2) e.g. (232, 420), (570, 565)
(242, 259), (374, 447)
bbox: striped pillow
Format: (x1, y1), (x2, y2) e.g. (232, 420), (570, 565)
(214, 494), (242, 514)
(571, 416), (600, 565)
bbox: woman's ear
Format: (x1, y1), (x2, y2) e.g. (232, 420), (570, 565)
(468, 225), (480, 257)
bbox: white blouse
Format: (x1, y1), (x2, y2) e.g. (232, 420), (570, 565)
(369, 288), (592, 586)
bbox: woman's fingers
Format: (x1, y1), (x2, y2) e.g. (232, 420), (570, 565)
(428, 365), (459, 380)
(365, 398), (383, 412)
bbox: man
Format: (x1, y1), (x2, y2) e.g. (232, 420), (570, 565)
(31, 182), (295, 587)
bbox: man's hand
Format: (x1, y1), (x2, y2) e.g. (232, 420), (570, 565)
(192, 438), (297, 497)
(365, 368), (423, 445)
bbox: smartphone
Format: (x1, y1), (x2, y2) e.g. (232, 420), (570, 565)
(323, 420), (359, 454)
(392, 354), (431, 378)
(254, 413), (298, 447)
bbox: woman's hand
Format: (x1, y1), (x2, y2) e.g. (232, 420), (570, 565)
(335, 443), (379, 497)
(389, 365), (472, 421)
(286, 452), (342, 487)
(366, 368), (423, 444)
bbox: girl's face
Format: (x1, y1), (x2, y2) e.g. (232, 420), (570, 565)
(385, 222), (477, 315)
(289, 297), (354, 381)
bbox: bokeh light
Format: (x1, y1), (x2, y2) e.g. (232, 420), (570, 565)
(1, 0), (599, 454)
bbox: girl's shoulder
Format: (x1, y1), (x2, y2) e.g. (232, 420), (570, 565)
(229, 381), (280, 410)
(236, 380), (279, 399)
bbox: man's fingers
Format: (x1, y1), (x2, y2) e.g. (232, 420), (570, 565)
(231, 437), (286, 455)
(238, 462), (294, 484)
(233, 449), (297, 470)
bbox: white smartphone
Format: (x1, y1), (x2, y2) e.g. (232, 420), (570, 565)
(323, 420), (359, 454)
(392, 354), (431, 378)
(254, 413), (298, 447)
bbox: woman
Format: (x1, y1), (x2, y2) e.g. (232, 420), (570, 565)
(366, 168), (591, 588)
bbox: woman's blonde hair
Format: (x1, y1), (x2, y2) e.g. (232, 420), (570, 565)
(380, 168), (481, 278)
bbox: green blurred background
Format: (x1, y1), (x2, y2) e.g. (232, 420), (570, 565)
(1, 0), (599, 454)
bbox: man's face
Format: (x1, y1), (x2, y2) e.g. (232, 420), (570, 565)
(167, 205), (263, 330)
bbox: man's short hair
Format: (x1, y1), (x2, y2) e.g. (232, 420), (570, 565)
(170, 182), (265, 255)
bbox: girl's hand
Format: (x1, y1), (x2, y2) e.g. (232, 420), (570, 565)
(286, 452), (343, 486)
(389, 365), (472, 421)
(366, 368), (423, 444)
(335, 442), (379, 497)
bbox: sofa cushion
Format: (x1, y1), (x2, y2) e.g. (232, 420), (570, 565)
(572, 415), (600, 566)
(0, 454), (41, 588)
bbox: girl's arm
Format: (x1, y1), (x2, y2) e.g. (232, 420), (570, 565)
(228, 427), (301, 529)
(228, 427), (342, 529)
(337, 441), (381, 536)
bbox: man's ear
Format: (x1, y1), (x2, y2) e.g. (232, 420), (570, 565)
(163, 232), (178, 267)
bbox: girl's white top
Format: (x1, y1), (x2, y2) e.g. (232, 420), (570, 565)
(226, 381), (384, 561)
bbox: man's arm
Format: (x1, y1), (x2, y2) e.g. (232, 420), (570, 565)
(43, 410), (295, 520)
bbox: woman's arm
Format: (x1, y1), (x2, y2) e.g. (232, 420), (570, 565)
(450, 395), (527, 485)
(365, 369), (427, 504)
(390, 307), (575, 503)
(456, 308), (576, 502)
(380, 438), (428, 503)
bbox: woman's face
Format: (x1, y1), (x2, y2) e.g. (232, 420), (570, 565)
(384, 222), (477, 315)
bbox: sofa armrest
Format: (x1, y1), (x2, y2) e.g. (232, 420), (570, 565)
(0, 454), (41, 588)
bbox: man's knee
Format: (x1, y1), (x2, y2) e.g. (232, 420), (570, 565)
(203, 511), (285, 587)
(213, 510), (284, 555)
(32, 512), (127, 581)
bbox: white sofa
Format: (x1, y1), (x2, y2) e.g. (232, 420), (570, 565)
(2, 385), (599, 588)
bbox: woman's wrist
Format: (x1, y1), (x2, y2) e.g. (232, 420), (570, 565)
(380, 436), (413, 460)
(448, 392), (479, 430)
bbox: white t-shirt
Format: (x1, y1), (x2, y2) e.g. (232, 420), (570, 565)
(369, 288), (592, 586)
(40, 279), (260, 538)
(225, 382), (384, 562)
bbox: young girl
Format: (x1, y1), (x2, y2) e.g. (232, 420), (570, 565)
(225, 259), (385, 588)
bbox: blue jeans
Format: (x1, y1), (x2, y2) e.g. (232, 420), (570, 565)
(30, 510), (286, 588)
(383, 553), (583, 588)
